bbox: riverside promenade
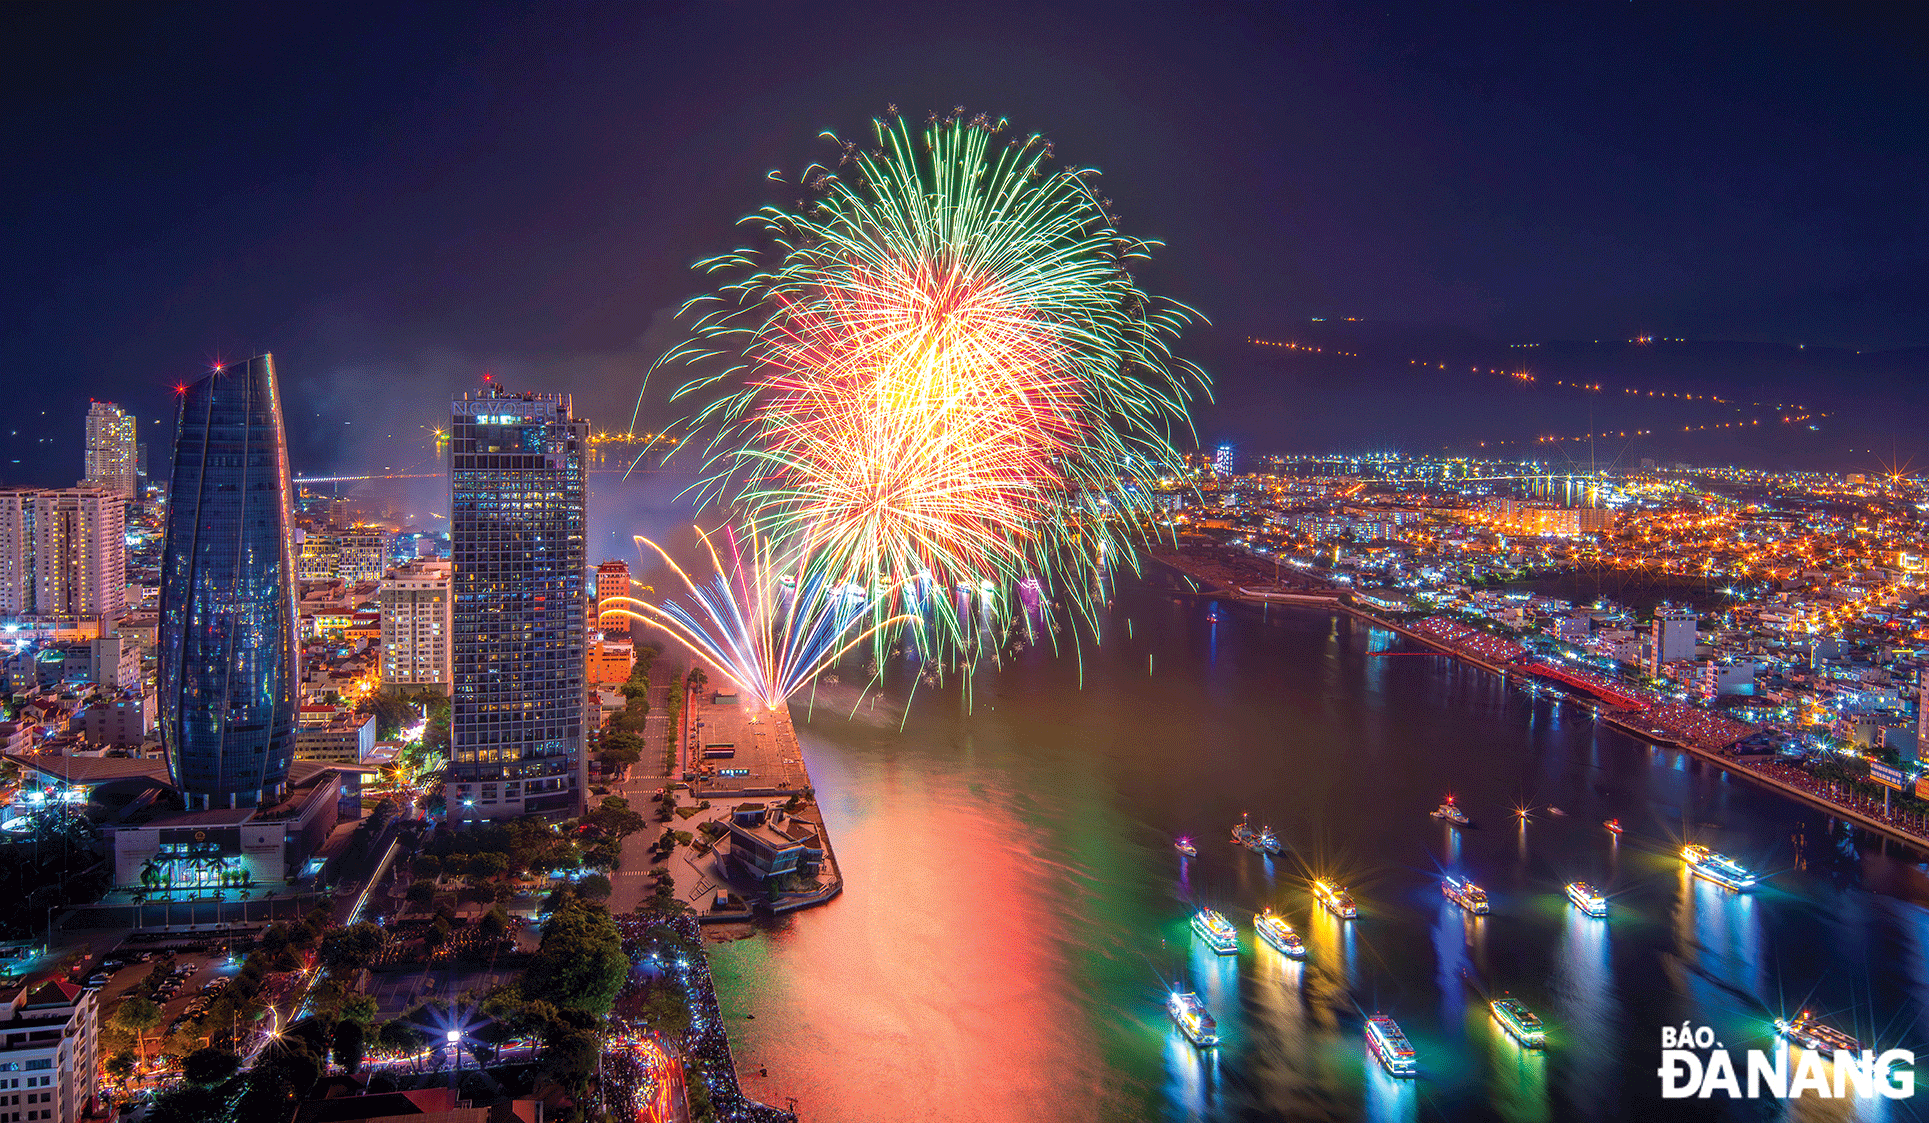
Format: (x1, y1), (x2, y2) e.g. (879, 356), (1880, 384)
(1147, 548), (1929, 856)
(664, 666), (844, 922)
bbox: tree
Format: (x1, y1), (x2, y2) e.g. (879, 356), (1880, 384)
(105, 1051), (135, 1080)
(113, 996), (163, 1067)
(320, 921), (385, 975)
(339, 992), (379, 1026)
(182, 1047), (240, 1086)
(466, 851), (508, 882)
(378, 1018), (426, 1055)
(410, 854), (442, 880)
(576, 873), (612, 901)
(523, 900), (627, 1017)
(332, 1018), (366, 1074)
(145, 1084), (227, 1123)
(479, 906), (510, 941)
(406, 881), (435, 908)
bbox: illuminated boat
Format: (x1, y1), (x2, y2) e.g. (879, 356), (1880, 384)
(1312, 878), (1357, 919)
(1441, 876), (1490, 915)
(1253, 910), (1306, 958)
(1168, 991), (1218, 1047)
(1255, 825), (1283, 854)
(1604, 819), (1623, 835)
(1365, 1013), (1418, 1077)
(1491, 999), (1546, 1048)
(1682, 844), (1757, 891)
(1231, 814), (1262, 852)
(1191, 908), (1238, 954)
(1774, 1010), (1860, 1055)
(1565, 881), (1608, 918)
(1430, 794), (1470, 825)
(1175, 837), (1197, 858)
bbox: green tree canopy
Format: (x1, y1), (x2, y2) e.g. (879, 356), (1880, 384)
(332, 1018), (366, 1075)
(523, 899), (627, 1017)
(181, 1047), (240, 1087)
(320, 922), (385, 975)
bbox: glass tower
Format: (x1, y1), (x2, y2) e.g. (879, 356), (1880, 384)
(447, 386), (587, 822)
(158, 356), (299, 809)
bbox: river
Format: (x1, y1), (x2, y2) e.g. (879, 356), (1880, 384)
(706, 579), (1929, 1122)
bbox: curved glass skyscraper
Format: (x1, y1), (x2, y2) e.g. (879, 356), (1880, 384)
(158, 355), (299, 809)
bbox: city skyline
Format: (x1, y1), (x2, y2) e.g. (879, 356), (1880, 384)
(8, 7), (1929, 1123)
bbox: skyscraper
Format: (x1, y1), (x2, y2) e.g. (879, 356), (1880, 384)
(158, 356), (299, 810)
(82, 401), (138, 499)
(0, 488), (126, 622)
(1214, 442), (1235, 477)
(448, 385), (587, 822)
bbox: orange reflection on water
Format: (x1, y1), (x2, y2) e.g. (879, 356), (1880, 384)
(712, 752), (1106, 1123)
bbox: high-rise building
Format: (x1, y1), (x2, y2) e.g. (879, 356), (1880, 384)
(1214, 442), (1236, 477)
(0, 488), (126, 622)
(447, 385), (587, 822)
(595, 559), (631, 635)
(82, 400), (138, 499)
(1650, 606), (1698, 673)
(381, 559), (453, 694)
(158, 356), (300, 809)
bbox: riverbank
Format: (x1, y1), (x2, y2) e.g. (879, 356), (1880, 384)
(1147, 546), (1929, 855)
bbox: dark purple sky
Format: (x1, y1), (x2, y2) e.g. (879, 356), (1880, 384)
(7, 2), (1927, 483)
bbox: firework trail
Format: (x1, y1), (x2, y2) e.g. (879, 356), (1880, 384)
(603, 526), (918, 710)
(650, 109), (1209, 656)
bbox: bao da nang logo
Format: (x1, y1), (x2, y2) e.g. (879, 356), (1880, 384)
(1658, 1022), (1914, 1100)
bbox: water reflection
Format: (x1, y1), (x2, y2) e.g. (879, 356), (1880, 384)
(1552, 902), (1617, 1114)
(712, 586), (1929, 1122)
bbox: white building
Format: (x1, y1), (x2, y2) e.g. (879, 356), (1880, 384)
(0, 978), (98, 1123)
(81, 402), (138, 500)
(0, 490), (126, 624)
(1650, 606), (1697, 673)
(380, 560), (452, 694)
(294, 711), (376, 765)
(83, 693), (155, 748)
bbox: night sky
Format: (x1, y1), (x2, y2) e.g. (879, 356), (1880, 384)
(8, 2), (1928, 486)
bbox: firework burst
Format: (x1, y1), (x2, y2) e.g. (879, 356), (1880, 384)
(653, 110), (1208, 653)
(603, 526), (917, 710)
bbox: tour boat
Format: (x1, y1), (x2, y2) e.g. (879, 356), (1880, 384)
(1231, 814), (1261, 852)
(1604, 819), (1623, 835)
(1191, 907), (1238, 955)
(1548, 806), (1566, 817)
(1366, 1014), (1418, 1077)
(1441, 876), (1490, 915)
(1255, 824), (1283, 854)
(1491, 998), (1547, 1049)
(1312, 878), (1358, 919)
(1566, 881), (1608, 918)
(1430, 794), (1470, 826)
(1774, 1010), (1860, 1055)
(1168, 991), (1218, 1048)
(1175, 837), (1197, 858)
(1682, 844), (1757, 891)
(1253, 909), (1306, 958)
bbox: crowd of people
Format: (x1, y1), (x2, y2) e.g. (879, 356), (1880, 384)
(613, 913), (794, 1123)
(1412, 616), (1530, 665)
(1641, 703), (1756, 752)
(1744, 758), (1929, 840)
